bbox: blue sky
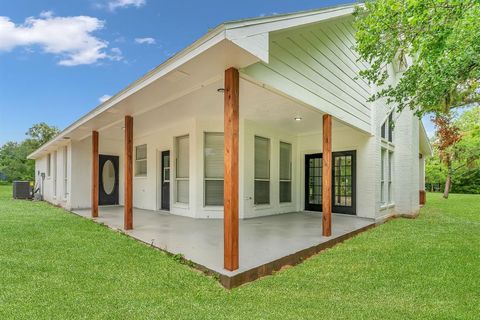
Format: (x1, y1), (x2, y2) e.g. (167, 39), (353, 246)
(0, 0), (434, 145)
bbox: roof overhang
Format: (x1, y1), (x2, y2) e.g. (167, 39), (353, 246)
(28, 3), (358, 160)
(419, 120), (433, 157)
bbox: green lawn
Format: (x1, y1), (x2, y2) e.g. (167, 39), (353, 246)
(0, 186), (478, 319)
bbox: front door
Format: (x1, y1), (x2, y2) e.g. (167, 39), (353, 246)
(305, 151), (356, 215)
(99, 155), (119, 206)
(161, 151), (170, 211)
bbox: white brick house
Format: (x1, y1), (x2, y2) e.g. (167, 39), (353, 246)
(29, 4), (432, 276)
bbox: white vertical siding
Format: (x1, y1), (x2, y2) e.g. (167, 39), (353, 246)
(243, 17), (372, 133)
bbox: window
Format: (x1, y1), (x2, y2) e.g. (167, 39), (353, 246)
(53, 151), (57, 197)
(381, 148), (386, 205)
(381, 111), (394, 143)
(388, 113), (394, 142)
(388, 151), (393, 203)
(279, 142), (292, 203)
(381, 148), (394, 206)
(135, 144), (147, 176)
(63, 146), (68, 198)
(204, 133), (224, 206)
(47, 154), (51, 177)
(176, 135), (189, 204)
(254, 136), (270, 205)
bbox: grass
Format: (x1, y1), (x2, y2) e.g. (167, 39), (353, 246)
(0, 185), (479, 319)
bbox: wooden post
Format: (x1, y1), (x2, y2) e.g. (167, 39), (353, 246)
(224, 67), (239, 271)
(92, 131), (99, 218)
(124, 116), (133, 230)
(322, 114), (332, 237)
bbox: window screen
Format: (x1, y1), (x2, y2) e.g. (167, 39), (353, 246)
(279, 142), (292, 203)
(254, 136), (270, 205)
(135, 144), (147, 176)
(176, 135), (189, 203)
(204, 133), (224, 206)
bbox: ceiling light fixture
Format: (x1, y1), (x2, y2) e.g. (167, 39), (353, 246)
(294, 117), (303, 121)
(217, 88), (225, 93)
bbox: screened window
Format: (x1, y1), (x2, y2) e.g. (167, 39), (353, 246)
(176, 135), (189, 204)
(135, 144), (147, 176)
(279, 142), (292, 203)
(53, 151), (57, 197)
(63, 147), (68, 198)
(204, 133), (224, 206)
(254, 136), (270, 205)
(47, 154), (51, 177)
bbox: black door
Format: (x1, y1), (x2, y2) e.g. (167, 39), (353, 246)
(305, 151), (356, 215)
(161, 151), (170, 211)
(305, 153), (323, 211)
(99, 155), (119, 206)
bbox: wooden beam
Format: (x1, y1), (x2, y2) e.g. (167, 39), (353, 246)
(92, 131), (99, 218)
(224, 67), (239, 271)
(322, 114), (332, 237)
(124, 116), (133, 230)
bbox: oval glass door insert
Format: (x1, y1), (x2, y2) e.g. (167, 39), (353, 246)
(102, 160), (116, 195)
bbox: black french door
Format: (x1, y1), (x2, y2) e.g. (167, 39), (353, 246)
(305, 151), (356, 215)
(161, 151), (170, 211)
(99, 155), (119, 206)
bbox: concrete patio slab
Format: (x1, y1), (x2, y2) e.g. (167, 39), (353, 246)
(73, 207), (375, 287)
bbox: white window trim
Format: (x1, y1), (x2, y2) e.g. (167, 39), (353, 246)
(254, 135), (271, 206)
(381, 111), (395, 144)
(380, 145), (395, 210)
(52, 151), (57, 198)
(63, 146), (68, 200)
(46, 154), (51, 178)
(279, 141), (293, 204)
(135, 144), (148, 177)
(175, 135), (189, 205)
(204, 132), (224, 207)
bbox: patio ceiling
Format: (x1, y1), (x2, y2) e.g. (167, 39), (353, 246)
(78, 77), (353, 142)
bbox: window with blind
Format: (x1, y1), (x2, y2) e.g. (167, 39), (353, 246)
(279, 142), (292, 203)
(254, 136), (270, 205)
(135, 144), (147, 176)
(63, 147), (68, 198)
(176, 135), (189, 204)
(204, 133), (224, 206)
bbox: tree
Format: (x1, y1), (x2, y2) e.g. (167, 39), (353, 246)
(0, 123), (59, 182)
(26, 122), (60, 147)
(425, 106), (480, 195)
(354, 1), (480, 116)
(432, 113), (461, 198)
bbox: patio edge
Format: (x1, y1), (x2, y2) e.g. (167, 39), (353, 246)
(219, 222), (376, 289)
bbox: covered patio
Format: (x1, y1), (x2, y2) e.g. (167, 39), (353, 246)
(73, 207), (374, 288)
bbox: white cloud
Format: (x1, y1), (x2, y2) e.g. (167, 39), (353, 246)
(135, 37), (155, 45)
(0, 12), (122, 66)
(99, 94), (112, 103)
(108, 0), (146, 11)
(109, 47), (123, 61)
